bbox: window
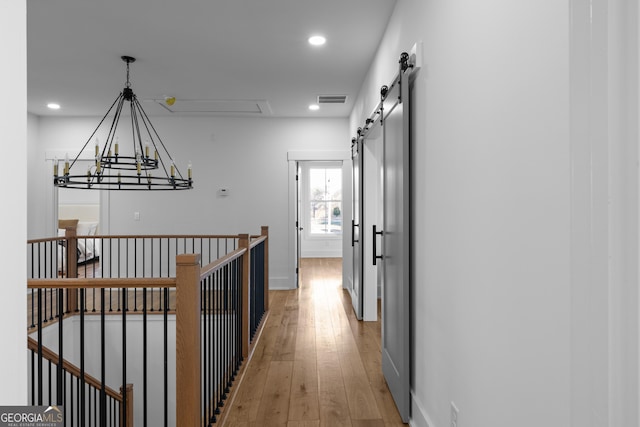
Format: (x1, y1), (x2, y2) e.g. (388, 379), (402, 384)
(308, 166), (342, 235)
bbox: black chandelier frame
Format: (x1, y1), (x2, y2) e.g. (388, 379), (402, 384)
(54, 56), (193, 190)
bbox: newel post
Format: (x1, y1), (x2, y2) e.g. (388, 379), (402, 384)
(175, 253), (201, 427)
(119, 383), (134, 427)
(261, 226), (269, 311)
(239, 234), (250, 358)
(64, 227), (78, 312)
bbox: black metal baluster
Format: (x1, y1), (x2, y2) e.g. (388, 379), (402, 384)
(87, 383), (91, 427)
(117, 239), (122, 312)
(143, 286), (148, 426)
(224, 264), (229, 399)
(151, 238), (155, 311)
(30, 349), (35, 405)
(234, 259), (240, 375)
(47, 359), (52, 405)
(62, 372), (67, 425)
(122, 285), (128, 426)
(163, 287), (168, 427)
(80, 288), (86, 424)
(239, 258), (244, 367)
(37, 288), (43, 405)
(212, 270), (217, 419)
(202, 276), (208, 425)
(134, 238), (138, 311)
(100, 287), (107, 427)
(30, 280), (35, 328)
(216, 268), (223, 412)
(109, 239), (114, 312)
(70, 376), (75, 427)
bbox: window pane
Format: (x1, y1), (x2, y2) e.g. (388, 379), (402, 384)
(309, 167), (342, 235)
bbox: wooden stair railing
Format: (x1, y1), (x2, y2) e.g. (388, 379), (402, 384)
(28, 227), (270, 427)
(27, 337), (133, 426)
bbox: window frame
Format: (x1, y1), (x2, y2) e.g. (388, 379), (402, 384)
(301, 161), (343, 240)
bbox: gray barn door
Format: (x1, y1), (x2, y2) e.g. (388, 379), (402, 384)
(380, 63), (411, 422)
(351, 137), (363, 319)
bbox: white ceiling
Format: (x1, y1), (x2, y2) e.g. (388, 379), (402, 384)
(27, 0), (397, 118)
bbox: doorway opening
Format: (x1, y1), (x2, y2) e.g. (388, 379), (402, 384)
(298, 161), (343, 258)
(287, 150), (352, 290)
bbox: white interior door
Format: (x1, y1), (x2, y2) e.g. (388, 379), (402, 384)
(380, 68), (411, 423)
(295, 162), (302, 288)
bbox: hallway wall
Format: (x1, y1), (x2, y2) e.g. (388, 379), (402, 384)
(29, 116), (349, 289)
(350, 0), (638, 426)
(1, 0), (27, 405)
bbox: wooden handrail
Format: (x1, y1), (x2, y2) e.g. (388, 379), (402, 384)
(28, 234), (241, 244)
(249, 235), (267, 248)
(89, 233), (239, 239)
(30, 233), (241, 243)
(28, 277), (177, 289)
(199, 247), (247, 278)
(27, 337), (122, 401)
(27, 236), (66, 244)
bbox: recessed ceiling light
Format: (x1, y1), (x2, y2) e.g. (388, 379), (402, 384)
(308, 104), (320, 111)
(47, 103), (61, 110)
(308, 35), (326, 46)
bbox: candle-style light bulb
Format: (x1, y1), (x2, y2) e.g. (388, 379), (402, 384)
(170, 160), (175, 178)
(188, 161), (192, 180)
(64, 154), (69, 175)
(136, 151), (141, 176)
(145, 140), (150, 158)
(114, 137), (119, 156)
(53, 158), (58, 177)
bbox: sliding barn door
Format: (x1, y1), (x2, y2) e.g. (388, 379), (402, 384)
(350, 137), (363, 319)
(380, 65), (411, 423)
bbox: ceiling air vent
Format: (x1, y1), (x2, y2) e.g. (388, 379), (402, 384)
(317, 95), (348, 104)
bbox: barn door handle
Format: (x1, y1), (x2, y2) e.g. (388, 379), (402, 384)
(373, 225), (384, 265)
(351, 220), (359, 247)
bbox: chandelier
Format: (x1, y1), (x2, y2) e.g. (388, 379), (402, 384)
(53, 56), (193, 190)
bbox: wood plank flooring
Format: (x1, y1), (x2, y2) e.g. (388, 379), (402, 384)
(222, 258), (405, 427)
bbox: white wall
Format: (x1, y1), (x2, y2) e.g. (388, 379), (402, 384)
(27, 114), (46, 239)
(29, 116), (348, 289)
(349, 0), (637, 426)
(1, 0), (28, 405)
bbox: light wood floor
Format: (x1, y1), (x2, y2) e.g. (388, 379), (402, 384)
(222, 258), (405, 427)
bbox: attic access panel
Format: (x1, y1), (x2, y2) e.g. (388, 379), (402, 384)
(151, 99), (273, 115)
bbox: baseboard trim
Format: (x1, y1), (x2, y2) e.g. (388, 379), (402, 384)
(269, 276), (294, 290)
(410, 391), (435, 427)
